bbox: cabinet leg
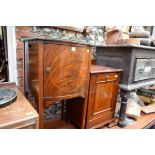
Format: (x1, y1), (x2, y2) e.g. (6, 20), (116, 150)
(118, 90), (130, 128)
(81, 98), (87, 129)
(61, 100), (65, 120)
(38, 110), (44, 129)
(38, 100), (44, 129)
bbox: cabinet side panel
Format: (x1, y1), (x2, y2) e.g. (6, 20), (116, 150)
(28, 41), (40, 101)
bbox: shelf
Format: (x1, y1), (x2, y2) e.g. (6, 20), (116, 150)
(112, 113), (155, 129)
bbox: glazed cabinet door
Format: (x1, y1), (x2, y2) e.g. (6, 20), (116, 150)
(87, 73), (119, 127)
(43, 43), (91, 100)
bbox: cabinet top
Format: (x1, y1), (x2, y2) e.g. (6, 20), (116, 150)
(21, 36), (92, 46)
(91, 65), (122, 74)
(95, 44), (155, 50)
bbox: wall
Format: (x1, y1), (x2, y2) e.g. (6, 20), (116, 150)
(15, 26), (105, 92)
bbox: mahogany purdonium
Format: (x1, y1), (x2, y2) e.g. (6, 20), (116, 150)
(65, 65), (121, 128)
(95, 45), (155, 127)
(23, 38), (92, 128)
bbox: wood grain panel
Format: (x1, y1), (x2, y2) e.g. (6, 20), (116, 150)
(86, 65), (121, 128)
(43, 44), (90, 100)
(26, 41), (44, 128)
(28, 41), (39, 101)
(94, 81), (114, 113)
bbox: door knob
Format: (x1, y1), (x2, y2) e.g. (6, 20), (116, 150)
(46, 67), (51, 73)
(45, 66), (51, 74)
(45, 64), (52, 73)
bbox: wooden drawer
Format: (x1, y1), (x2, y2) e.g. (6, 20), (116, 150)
(134, 58), (155, 81)
(96, 73), (119, 82)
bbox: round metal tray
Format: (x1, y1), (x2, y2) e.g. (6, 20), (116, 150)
(0, 88), (17, 108)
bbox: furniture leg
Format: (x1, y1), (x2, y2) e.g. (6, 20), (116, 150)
(81, 98), (87, 129)
(38, 100), (44, 129)
(118, 90), (130, 128)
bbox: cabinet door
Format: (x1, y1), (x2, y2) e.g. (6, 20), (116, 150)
(43, 44), (90, 100)
(88, 73), (119, 122)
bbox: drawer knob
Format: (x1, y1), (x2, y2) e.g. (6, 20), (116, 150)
(45, 64), (52, 73)
(71, 47), (76, 51)
(106, 75), (109, 80)
(46, 67), (51, 73)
